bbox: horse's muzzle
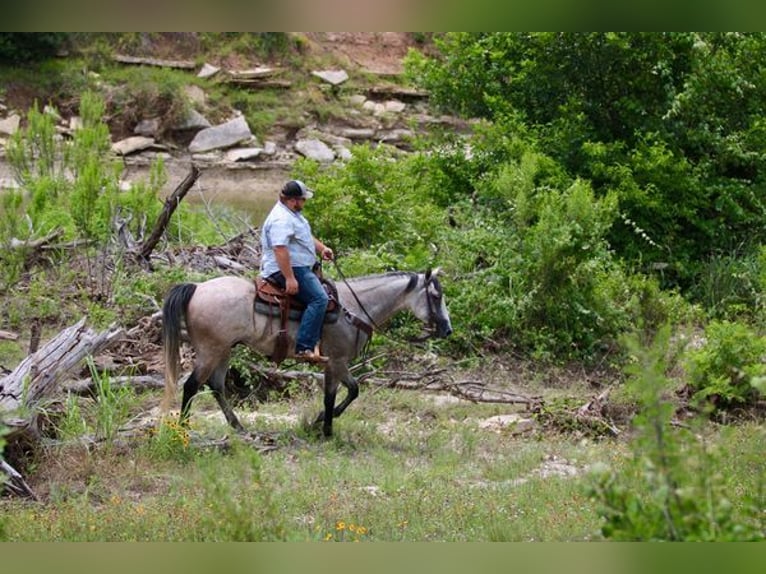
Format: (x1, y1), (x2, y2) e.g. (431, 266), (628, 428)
(436, 320), (453, 338)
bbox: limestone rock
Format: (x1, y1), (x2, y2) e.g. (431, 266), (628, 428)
(112, 136), (157, 156)
(188, 116), (253, 153)
(294, 138), (335, 163)
(0, 114), (21, 136)
(312, 70), (349, 86)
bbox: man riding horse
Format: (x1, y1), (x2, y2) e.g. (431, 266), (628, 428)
(259, 180), (334, 363)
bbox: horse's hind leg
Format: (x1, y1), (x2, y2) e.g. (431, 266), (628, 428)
(180, 359), (216, 427)
(332, 375), (359, 419)
(207, 361), (246, 433)
(180, 369), (202, 426)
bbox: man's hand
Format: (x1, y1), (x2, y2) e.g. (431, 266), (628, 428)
(285, 276), (299, 294)
(321, 247), (334, 261)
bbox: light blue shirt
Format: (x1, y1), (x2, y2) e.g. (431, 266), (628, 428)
(260, 201), (317, 277)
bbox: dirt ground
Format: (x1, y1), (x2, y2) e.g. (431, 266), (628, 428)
(302, 32), (422, 75)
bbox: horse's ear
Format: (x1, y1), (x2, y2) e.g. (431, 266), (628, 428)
(425, 268), (432, 281)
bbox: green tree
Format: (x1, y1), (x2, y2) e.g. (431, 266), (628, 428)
(406, 33), (766, 296)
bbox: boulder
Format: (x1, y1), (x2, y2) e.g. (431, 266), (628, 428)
(0, 114), (21, 136)
(294, 138), (335, 163)
(225, 147), (263, 162)
(112, 136), (157, 156)
(188, 116), (253, 153)
(312, 70), (349, 86)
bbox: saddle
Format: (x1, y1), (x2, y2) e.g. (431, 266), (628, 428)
(254, 275), (340, 364)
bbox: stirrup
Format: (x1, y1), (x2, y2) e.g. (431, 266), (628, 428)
(294, 349), (329, 364)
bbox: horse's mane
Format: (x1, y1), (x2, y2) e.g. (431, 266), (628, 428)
(344, 271), (419, 292)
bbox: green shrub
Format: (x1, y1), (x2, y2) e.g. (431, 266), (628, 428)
(684, 320), (766, 411)
(0, 33), (68, 63)
(588, 327), (765, 541)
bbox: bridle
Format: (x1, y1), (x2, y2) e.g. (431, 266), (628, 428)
(331, 260), (443, 340)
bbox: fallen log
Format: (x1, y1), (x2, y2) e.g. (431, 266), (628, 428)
(113, 54), (196, 69)
(0, 318), (125, 491)
(64, 374), (164, 396)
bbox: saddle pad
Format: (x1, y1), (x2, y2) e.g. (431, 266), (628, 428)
(254, 300), (339, 323)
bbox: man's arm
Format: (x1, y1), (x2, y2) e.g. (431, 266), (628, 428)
(274, 245), (299, 294)
(314, 237), (334, 261)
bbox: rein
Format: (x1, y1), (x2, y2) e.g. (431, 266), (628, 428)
(331, 259), (381, 332)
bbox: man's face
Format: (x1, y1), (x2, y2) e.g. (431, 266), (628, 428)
(289, 197), (306, 212)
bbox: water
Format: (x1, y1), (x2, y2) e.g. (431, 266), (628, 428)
(124, 158), (291, 227)
(0, 155), (291, 226)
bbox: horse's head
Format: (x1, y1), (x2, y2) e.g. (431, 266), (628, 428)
(412, 268), (453, 338)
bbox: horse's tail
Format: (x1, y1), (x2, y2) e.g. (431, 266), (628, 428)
(161, 283), (197, 414)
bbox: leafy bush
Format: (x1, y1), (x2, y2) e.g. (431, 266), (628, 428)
(690, 246), (766, 322)
(684, 320), (766, 411)
(0, 33), (68, 63)
(294, 146), (446, 269)
(407, 33), (766, 300)
(442, 177), (635, 359)
(588, 327), (765, 541)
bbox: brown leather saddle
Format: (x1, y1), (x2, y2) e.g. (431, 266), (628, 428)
(254, 276), (339, 320)
(254, 276), (340, 364)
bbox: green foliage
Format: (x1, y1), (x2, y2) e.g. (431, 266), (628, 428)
(690, 246), (766, 322)
(684, 320), (766, 410)
(196, 448), (288, 540)
(443, 177), (635, 359)
(143, 419), (193, 462)
(199, 32), (297, 61)
(588, 326), (765, 541)
(87, 357), (136, 443)
(103, 66), (192, 136)
(407, 33), (766, 297)
(0, 188), (28, 289)
(295, 145), (446, 267)
(0, 33), (68, 63)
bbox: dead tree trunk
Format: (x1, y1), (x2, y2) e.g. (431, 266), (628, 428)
(139, 165), (201, 261)
(0, 318), (124, 497)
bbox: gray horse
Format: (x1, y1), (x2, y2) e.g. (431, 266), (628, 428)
(162, 269), (453, 436)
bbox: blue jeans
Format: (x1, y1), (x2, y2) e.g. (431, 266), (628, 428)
(272, 266), (329, 352)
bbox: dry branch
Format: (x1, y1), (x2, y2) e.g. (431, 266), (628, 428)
(64, 375), (164, 396)
(7, 229), (63, 250)
(140, 165), (200, 261)
(367, 367), (543, 407)
(1, 459), (37, 500)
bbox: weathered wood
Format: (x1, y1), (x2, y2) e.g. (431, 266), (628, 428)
(113, 54), (196, 69)
(0, 330), (18, 341)
(64, 374), (164, 396)
(8, 229), (63, 250)
(0, 318), (124, 413)
(0, 318), (125, 496)
(1, 459), (37, 500)
(227, 67), (280, 79)
(226, 79), (292, 89)
(139, 165), (200, 260)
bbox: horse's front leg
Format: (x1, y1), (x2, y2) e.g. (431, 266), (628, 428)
(314, 366), (338, 437)
(314, 364), (358, 437)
